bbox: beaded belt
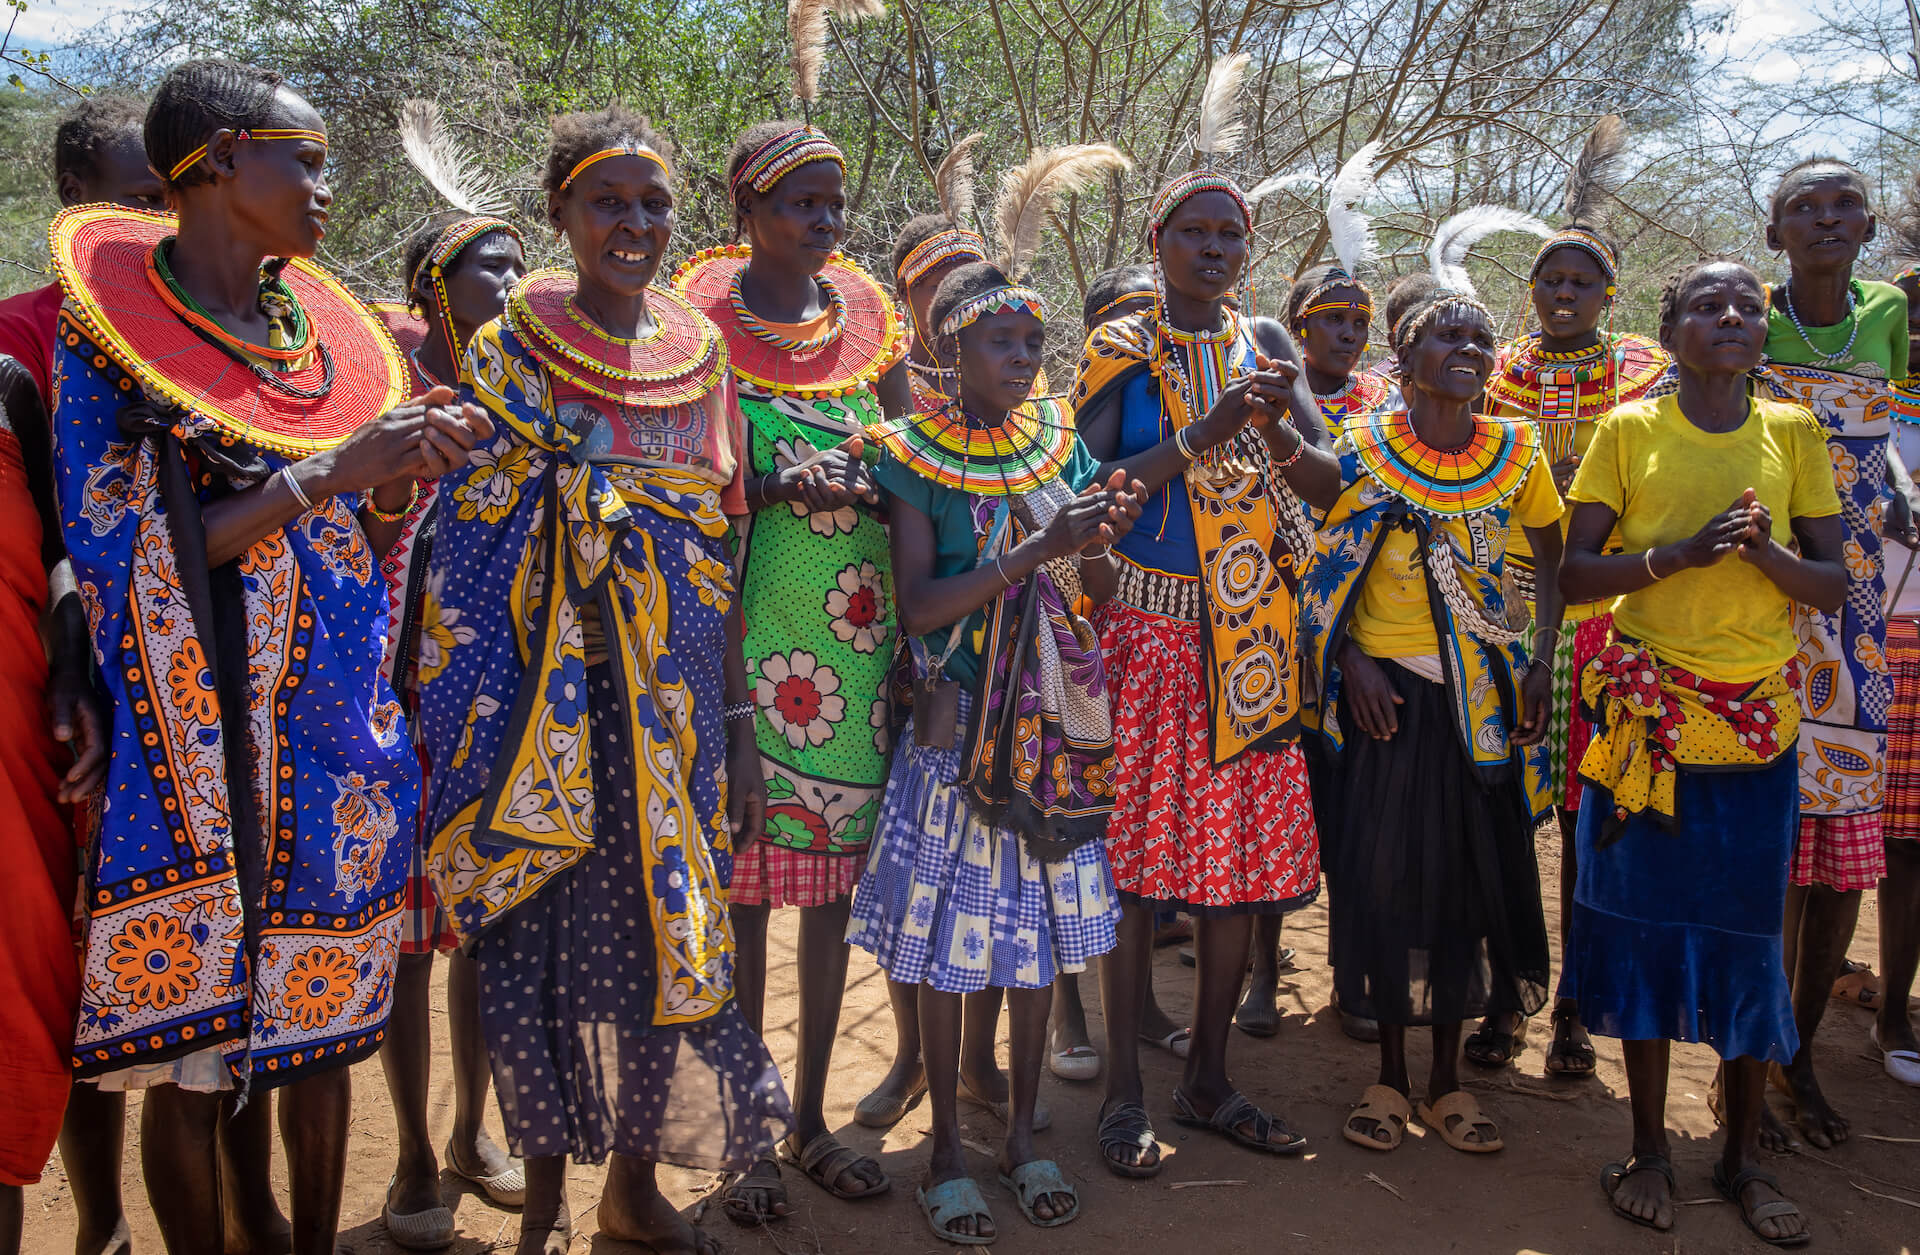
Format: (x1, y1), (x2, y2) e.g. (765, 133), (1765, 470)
(1112, 557), (1201, 622)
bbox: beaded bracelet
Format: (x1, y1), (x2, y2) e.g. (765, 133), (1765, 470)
(724, 701), (757, 724)
(1272, 424), (1307, 468)
(362, 480), (420, 524)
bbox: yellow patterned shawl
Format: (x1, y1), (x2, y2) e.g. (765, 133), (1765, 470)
(417, 316), (737, 1025)
(1070, 314), (1302, 763)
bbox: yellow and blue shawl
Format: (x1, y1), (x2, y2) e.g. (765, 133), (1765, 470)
(418, 318), (737, 1026)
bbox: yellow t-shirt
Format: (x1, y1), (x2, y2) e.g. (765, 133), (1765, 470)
(1349, 454), (1564, 659)
(1566, 394), (1841, 684)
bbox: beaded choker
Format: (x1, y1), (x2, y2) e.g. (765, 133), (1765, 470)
(167, 128), (327, 182)
(147, 238), (313, 364)
(674, 244), (905, 398)
(727, 266), (846, 352)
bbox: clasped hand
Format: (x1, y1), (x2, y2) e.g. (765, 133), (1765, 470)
(1036, 469), (1147, 559)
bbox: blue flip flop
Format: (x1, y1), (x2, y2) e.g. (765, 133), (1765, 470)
(997, 1159), (1079, 1228)
(916, 1177), (995, 1246)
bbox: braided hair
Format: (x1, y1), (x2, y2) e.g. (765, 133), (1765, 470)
(145, 58), (286, 190)
(542, 107), (673, 197)
(1390, 290), (1496, 363)
(54, 93), (146, 185)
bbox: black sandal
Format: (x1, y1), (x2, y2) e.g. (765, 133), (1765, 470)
(1169, 1088), (1307, 1155)
(1713, 1162), (1811, 1248)
(1463, 1015), (1527, 1069)
(720, 1154), (787, 1226)
(1600, 1154), (1675, 1232)
(1097, 1100), (1162, 1179)
(1546, 1007), (1597, 1077)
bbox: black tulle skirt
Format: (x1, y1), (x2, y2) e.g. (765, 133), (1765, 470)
(1317, 660), (1550, 1027)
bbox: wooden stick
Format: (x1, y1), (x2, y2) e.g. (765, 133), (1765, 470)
(1170, 1179), (1249, 1190)
(1364, 1171), (1405, 1200)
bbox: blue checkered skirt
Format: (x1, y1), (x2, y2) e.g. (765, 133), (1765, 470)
(847, 692), (1119, 993)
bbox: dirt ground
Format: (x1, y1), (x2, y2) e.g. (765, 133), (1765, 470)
(20, 825), (1920, 1255)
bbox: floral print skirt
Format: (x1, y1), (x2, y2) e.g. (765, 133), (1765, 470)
(847, 691), (1119, 993)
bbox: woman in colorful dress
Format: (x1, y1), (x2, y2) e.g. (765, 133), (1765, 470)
(50, 59), (490, 1255)
(1471, 124), (1670, 1077)
(1877, 178), (1920, 1088)
(370, 210), (529, 1246)
(850, 218), (1141, 1241)
(1561, 257), (1840, 1246)
(672, 120), (904, 1221)
(1756, 157), (1910, 1150)
(1301, 277), (1562, 1159)
(418, 108), (791, 1255)
(1072, 166), (1343, 1174)
(854, 200), (1056, 1128)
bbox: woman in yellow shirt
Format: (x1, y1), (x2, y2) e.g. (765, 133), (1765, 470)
(1300, 287), (1563, 1160)
(1561, 259), (1844, 1247)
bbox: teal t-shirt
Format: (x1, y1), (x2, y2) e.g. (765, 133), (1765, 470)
(876, 437), (1100, 685)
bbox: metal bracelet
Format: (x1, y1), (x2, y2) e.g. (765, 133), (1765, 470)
(280, 466), (316, 512)
(1172, 426), (1199, 462)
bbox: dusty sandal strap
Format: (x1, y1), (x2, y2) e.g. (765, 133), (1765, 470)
(1418, 1091), (1505, 1153)
(1601, 1154), (1676, 1232)
(917, 1178), (995, 1247)
(1097, 1101), (1162, 1179)
(720, 1155), (787, 1226)
(997, 1159), (1079, 1228)
(781, 1132), (890, 1200)
(1715, 1163), (1811, 1248)
(1342, 1084), (1410, 1151)
(1171, 1088), (1308, 1155)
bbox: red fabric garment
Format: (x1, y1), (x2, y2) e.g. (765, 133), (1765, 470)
(729, 840), (861, 908)
(1097, 601), (1321, 911)
(1885, 617), (1920, 843)
(0, 283), (62, 406)
(0, 422), (76, 1186)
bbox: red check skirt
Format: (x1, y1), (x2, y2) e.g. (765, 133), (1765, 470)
(1881, 616), (1920, 844)
(729, 841), (862, 908)
(1096, 601), (1320, 915)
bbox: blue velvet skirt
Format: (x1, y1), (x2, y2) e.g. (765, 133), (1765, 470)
(1561, 752), (1800, 1064)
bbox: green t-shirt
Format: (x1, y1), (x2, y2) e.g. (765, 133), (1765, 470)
(1765, 278), (1910, 381)
(876, 438), (1100, 685)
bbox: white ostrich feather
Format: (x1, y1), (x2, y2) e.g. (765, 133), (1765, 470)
(1326, 140), (1382, 276)
(1428, 205), (1553, 296)
(398, 99), (507, 216)
(1193, 51), (1251, 159)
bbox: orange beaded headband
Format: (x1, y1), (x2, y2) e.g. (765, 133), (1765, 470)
(559, 143), (674, 191)
(166, 128), (328, 182)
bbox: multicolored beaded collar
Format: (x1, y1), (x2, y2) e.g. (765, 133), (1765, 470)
(51, 204), (407, 456)
(1348, 405), (1541, 518)
(730, 126), (845, 197)
(504, 267), (725, 407)
(673, 244), (905, 398)
(1313, 371), (1391, 432)
(864, 395), (1077, 496)
(1894, 380), (1920, 425)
